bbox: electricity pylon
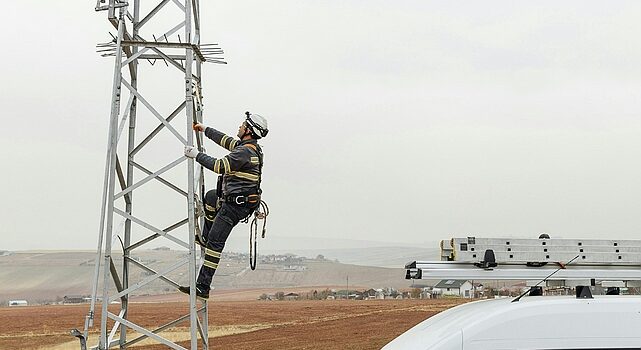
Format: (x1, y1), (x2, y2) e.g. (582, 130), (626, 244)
(77, 1), (225, 348)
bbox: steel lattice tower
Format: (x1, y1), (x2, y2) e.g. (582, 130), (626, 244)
(77, 1), (225, 349)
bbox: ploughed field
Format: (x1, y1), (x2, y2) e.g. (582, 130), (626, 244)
(0, 299), (466, 349)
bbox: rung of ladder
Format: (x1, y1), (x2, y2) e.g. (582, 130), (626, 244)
(441, 237), (641, 264)
(405, 261), (641, 281)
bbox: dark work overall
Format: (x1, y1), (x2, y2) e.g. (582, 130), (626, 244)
(197, 200), (257, 293)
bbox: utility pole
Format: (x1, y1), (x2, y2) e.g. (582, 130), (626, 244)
(76, 1), (226, 349)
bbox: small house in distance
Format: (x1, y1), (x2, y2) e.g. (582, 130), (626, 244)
(433, 280), (473, 298)
(8, 300), (28, 306)
(64, 295), (89, 304)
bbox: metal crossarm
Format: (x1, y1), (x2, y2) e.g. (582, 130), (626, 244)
(81, 1), (226, 349)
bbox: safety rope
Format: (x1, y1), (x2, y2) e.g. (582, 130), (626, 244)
(249, 200), (269, 270)
(194, 193), (206, 245)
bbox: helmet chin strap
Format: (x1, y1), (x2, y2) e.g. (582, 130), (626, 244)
(240, 127), (253, 139)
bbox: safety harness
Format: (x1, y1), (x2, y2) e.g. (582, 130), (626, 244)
(198, 142), (269, 270)
(238, 142), (269, 270)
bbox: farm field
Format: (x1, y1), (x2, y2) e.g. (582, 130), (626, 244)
(0, 298), (468, 350)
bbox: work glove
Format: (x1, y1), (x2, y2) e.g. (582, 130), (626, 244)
(184, 146), (200, 158)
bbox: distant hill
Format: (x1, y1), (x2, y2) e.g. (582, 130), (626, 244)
(259, 246), (440, 268)
(222, 235), (440, 268)
(0, 249), (420, 304)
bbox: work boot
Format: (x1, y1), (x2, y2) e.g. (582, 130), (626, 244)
(178, 285), (209, 301)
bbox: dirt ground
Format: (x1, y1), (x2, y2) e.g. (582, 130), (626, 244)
(0, 298), (468, 350)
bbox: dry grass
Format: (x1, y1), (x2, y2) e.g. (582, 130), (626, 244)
(0, 299), (468, 350)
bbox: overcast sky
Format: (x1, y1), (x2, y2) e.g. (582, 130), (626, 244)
(1, 1), (640, 251)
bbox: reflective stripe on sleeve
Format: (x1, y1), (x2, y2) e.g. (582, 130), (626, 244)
(222, 158), (231, 173)
(227, 171), (259, 182)
(221, 135), (229, 149)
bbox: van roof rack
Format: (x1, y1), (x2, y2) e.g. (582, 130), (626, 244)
(406, 236), (641, 285)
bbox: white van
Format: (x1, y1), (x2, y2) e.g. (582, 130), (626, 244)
(382, 296), (641, 350)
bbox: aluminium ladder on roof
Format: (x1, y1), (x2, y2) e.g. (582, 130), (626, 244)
(407, 237), (641, 283)
(441, 237), (641, 264)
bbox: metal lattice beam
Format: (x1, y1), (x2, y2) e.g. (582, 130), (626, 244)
(81, 1), (226, 349)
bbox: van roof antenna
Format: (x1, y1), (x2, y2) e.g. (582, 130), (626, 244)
(512, 254), (580, 303)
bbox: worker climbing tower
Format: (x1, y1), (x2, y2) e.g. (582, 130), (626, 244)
(75, 1), (225, 349)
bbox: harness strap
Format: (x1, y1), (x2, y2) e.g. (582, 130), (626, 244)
(224, 193), (261, 205)
(242, 143), (263, 193)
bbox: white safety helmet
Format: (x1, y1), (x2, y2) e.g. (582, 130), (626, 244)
(245, 112), (269, 138)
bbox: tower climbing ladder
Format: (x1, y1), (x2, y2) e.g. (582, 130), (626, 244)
(73, 1), (226, 349)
